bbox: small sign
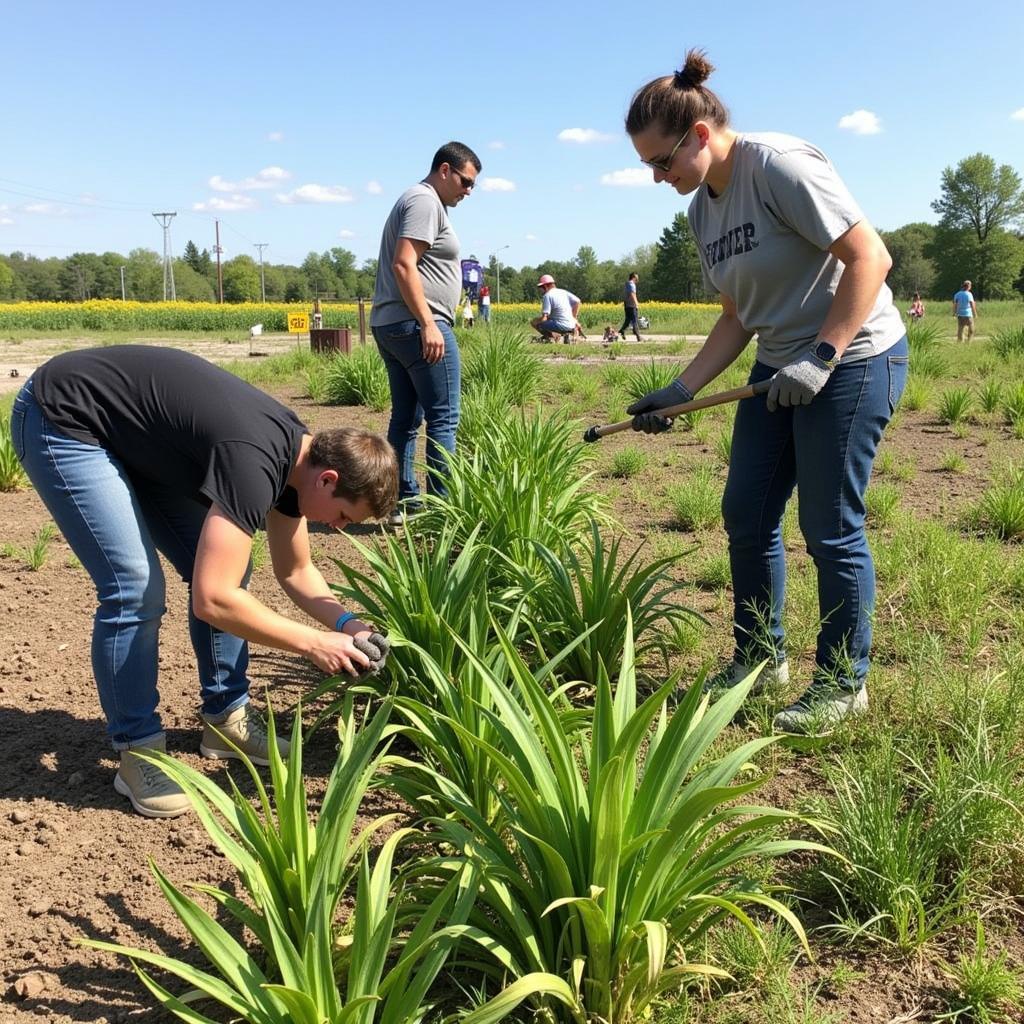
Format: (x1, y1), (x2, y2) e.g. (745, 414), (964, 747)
(287, 312), (310, 333)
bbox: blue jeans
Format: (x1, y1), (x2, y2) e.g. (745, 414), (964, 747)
(721, 337), (909, 690)
(373, 318), (461, 502)
(10, 381), (252, 749)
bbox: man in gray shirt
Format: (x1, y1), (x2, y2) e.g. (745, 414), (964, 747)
(531, 273), (582, 342)
(371, 141), (481, 520)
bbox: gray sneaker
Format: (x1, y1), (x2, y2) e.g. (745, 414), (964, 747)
(114, 736), (190, 819)
(200, 704), (288, 766)
(772, 683), (868, 736)
(703, 659), (790, 696)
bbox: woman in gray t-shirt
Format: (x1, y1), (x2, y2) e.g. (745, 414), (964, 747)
(624, 49), (908, 736)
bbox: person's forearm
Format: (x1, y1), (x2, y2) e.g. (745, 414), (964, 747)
(679, 312), (754, 394)
(393, 260), (436, 327)
(276, 562), (347, 628)
(194, 586), (324, 657)
(815, 251), (892, 355)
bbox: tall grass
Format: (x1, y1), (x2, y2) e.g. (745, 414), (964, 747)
(307, 346), (390, 410)
(461, 323), (542, 405)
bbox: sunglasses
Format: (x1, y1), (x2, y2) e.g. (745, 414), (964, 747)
(641, 127), (691, 172)
(449, 167), (476, 190)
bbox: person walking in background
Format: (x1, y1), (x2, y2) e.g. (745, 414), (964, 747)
(619, 272), (644, 340)
(530, 274), (582, 342)
(952, 280), (977, 340)
(479, 283), (491, 323)
(10, 346), (396, 818)
(907, 292), (925, 321)
(371, 141), (481, 523)
(624, 48), (907, 736)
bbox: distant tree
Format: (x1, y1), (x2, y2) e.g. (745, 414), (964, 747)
(183, 240), (202, 271)
(260, 265), (287, 301)
(649, 212), (706, 301)
(222, 255), (261, 302)
(0, 259), (14, 299)
(880, 222), (937, 298)
(172, 260), (216, 301)
(928, 225), (1024, 301)
(931, 153), (1024, 299)
(126, 248), (164, 301)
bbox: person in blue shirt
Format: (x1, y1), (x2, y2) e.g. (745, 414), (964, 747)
(952, 280), (977, 341)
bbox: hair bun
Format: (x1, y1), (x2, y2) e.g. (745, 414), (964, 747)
(674, 48), (714, 88)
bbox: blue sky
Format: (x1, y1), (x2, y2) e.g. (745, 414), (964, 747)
(3, 0), (1023, 272)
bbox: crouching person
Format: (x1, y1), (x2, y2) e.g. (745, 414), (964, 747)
(10, 345), (397, 817)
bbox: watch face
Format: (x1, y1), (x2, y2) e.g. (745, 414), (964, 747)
(815, 342), (837, 362)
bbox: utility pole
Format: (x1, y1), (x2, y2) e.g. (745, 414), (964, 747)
(119, 265), (126, 301)
(254, 243), (268, 302)
(495, 244), (509, 305)
(214, 220), (224, 303)
(152, 212), (177, 300)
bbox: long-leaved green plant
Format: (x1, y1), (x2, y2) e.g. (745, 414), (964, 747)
(80, 699), (479, 1024)
(402, 615), (831, 1024)
(509, 522), (703, 684)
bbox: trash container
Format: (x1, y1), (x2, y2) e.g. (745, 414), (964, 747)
(310, 328), (352, 354)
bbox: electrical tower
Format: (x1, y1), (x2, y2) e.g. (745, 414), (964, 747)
(152, 212), (177, 300)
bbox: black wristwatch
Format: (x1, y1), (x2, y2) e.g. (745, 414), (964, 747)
(812, 341), (840, 372)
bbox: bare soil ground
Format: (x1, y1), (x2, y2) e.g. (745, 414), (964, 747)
(1, 336), (1019, 1022)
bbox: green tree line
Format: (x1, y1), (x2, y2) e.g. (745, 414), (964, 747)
(2, 152), (1022, 304)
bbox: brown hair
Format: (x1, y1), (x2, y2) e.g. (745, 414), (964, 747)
(625, 48), (730, 137)
(309, 428), (398, 518)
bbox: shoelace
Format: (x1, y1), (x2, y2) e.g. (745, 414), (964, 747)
(138, 759), (174, 790)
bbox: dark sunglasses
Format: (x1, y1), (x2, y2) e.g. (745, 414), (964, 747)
(449, 167), (475, 190)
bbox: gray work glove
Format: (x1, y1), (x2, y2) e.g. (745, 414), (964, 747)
(352, 632), (390, 675)
(766, 354), (832, 411)
(626, 379), (693, 434)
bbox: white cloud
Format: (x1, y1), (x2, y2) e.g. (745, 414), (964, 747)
(559, 128), (616, 144)
(525, 233), (537, 241)
(23, 202), (70, 215)
(481, 177), (516, 192)
(600, 168), (655, 188)
(276, 184), (355, 205)
(0, 217), (13, 226)
(338, 228), (356, 238)
(366, 180), (383, 195)
(267, 131), (284, 142)
(193, 195), (257, 212)
(210, 167), (291, 192)
(1012, 108), (1024, 121)
(488, 140), (506, 150)
(838, 109), (882, 135)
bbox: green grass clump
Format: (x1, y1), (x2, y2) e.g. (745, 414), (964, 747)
(667, 465), (721, 531)
(462, 323), (542, 405)
(941, 919), (1023, 1024)
(609, 446), (648, 478)
(971, 466), (1024, 540)
(0, 415), (27, 492)
(308, 346), (390, 410)
(991, 325), (1024, 358)
(623, 359), (685, 401)
(939, 387), (974, 425)
(865, 482), (901, 526)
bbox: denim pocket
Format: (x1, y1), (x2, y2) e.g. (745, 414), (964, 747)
(887, 354), (909, 413)
(375, 319), (421, 345)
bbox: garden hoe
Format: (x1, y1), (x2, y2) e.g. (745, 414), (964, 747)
(582, 377), (773, 443)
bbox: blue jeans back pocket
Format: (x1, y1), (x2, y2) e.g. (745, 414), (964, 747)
(887, 354), (909, 413)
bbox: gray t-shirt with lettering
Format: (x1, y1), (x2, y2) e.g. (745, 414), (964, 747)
(687, 132), (904, 368)
(371, 182), (461, 327)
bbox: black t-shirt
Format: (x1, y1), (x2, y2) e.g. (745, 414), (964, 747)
(33, 345), (307, 535)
